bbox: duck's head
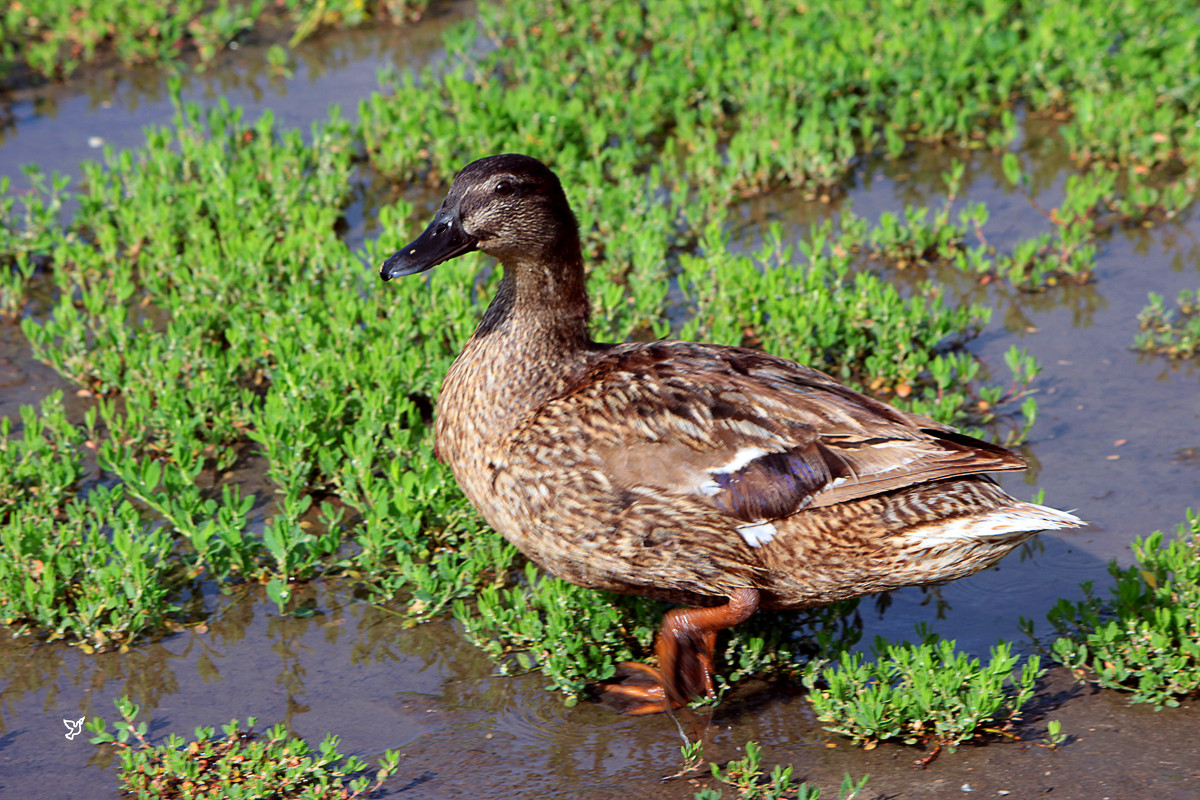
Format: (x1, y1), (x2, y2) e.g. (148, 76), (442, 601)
(380, 154), (579, 281)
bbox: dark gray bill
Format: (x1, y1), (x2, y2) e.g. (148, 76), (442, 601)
(380, 209), (478, 281)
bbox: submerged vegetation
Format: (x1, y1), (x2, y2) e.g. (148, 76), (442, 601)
(1, 1), (1199, 791)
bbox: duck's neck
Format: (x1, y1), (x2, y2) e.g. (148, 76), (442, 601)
(484, 249), (590, 344)
(436, 250), (594, 452)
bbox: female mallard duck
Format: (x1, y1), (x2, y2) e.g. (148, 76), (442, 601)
(379, 154), (1083, 714)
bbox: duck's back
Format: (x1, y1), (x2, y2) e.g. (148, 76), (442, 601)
(436, 337), (1081, 609)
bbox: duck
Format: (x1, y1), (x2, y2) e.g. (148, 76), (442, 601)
(379, 153), (1084, 715)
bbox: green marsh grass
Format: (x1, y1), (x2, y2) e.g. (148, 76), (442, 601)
(4, 99), (500, 645)
(802, 634), (1043, 751)
(0, 0), (427, 84)
(2, 0), (1199, 723)
(0, 168), (68, 318)
(1136, 289), (1200, 359)
(1044, 510), (1200, 708)
(0, 394), (174, 649)
(363, 0), (1200, 246)
(88, 696), (401, 799)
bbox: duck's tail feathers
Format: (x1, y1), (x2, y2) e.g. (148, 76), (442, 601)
(910, 502), (1086, 545)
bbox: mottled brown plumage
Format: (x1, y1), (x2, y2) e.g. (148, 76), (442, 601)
(379, 154), (1084, 714)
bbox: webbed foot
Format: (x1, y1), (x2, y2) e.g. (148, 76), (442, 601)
(595, 662), (678, 715)
(594, 588), (761, 715)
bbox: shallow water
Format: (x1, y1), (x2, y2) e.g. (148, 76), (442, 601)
(0, 3), (477, 187)
(1, 7), (1199, 800)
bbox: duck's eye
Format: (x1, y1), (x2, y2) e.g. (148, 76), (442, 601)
(494, 181), (513, 196)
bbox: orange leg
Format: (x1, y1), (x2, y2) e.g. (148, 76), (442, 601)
(599, 588), (760, 715)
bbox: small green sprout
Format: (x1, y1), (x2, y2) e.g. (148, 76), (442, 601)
(678, 738), (706, 775)
(1043, 719), (1068, 749)
(699, 740), (868, 800)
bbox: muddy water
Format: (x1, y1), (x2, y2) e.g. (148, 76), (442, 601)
(2, 9), (1200, 800)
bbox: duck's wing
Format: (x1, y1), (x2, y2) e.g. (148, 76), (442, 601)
(509, 341), (1024, 526)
